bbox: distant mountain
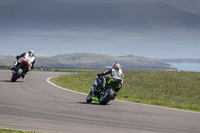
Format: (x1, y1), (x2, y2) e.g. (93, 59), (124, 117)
(0, 56), (15, 66)
(0, 53), (173, 70)
(157, 58), (200, 64)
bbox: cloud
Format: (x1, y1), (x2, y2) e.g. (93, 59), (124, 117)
(53, 0), (200, 14)
(49, 0), (157, 4)
(0, 0), (22, 6)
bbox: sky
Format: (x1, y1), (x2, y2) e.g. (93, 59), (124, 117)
(0, 0), (200, 58)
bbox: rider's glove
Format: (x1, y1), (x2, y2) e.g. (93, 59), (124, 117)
(97, 73), (101, 77)
(16, 55), (20, 59)
(97, 73), (104, 78)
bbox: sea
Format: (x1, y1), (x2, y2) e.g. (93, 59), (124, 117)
(170, 63), (200, 72)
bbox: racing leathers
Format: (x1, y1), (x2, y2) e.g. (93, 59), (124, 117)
(12, 52), (35, 78)
(16, 52), (35, 70)
(96, 67), (124, 96)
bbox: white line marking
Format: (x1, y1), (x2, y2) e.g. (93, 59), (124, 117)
(47, 77), (87, 96)
(47, 76), (200, 114)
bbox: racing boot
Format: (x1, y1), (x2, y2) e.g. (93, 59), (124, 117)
(91, 85), (100, 102)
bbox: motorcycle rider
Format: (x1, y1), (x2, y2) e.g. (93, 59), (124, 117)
(11, 50), (35, 78)
(92, 63), (124, 101)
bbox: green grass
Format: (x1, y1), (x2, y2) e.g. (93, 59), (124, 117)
(51, 70), (200, 112)
(0, 65), (105, 73)
(34, 67), (105, 73)
(50, 68), (105, 72)
(0, 129), (39, 133)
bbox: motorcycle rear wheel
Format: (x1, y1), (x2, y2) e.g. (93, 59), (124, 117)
(99, 88), (115, 105)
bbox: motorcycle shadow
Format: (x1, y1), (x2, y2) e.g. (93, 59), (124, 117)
(78, 102), (111, 106)
(0, 80), (23, 82)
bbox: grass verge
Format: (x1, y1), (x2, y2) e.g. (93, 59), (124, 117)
(0, 129), (40, 133)
(51, 70), (200, 112)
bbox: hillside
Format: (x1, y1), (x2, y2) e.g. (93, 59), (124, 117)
(157, 58), (200, 63)
(0, 53), (173, 70)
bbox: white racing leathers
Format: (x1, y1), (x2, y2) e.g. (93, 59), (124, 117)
(16, 53), (35, 71)
(23, 53), (35, 68)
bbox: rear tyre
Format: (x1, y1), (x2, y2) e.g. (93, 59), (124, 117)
(99, 88), (115, 105)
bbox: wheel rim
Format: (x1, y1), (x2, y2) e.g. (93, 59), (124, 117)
(100, 91), (108, 102)
(86, 92), (92, 101)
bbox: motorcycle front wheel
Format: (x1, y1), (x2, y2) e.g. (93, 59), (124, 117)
(11, 68), (23, 82)
(86, 90), (92, 103)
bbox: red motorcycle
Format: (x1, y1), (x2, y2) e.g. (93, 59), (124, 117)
(11, 58), (31, 82)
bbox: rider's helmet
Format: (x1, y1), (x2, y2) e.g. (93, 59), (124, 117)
(28, 50), (34, 57)
(112, 63), (121, 69)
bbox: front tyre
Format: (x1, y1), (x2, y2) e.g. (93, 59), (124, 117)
(11, 76), (17, 82)
(86, 90), (92, 103)
(11, 68), (23, 82)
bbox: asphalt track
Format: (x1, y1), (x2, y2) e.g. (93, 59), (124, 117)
(0, 70), (200, 133)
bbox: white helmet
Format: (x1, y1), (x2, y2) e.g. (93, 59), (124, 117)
(28, 50), (34, 57)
